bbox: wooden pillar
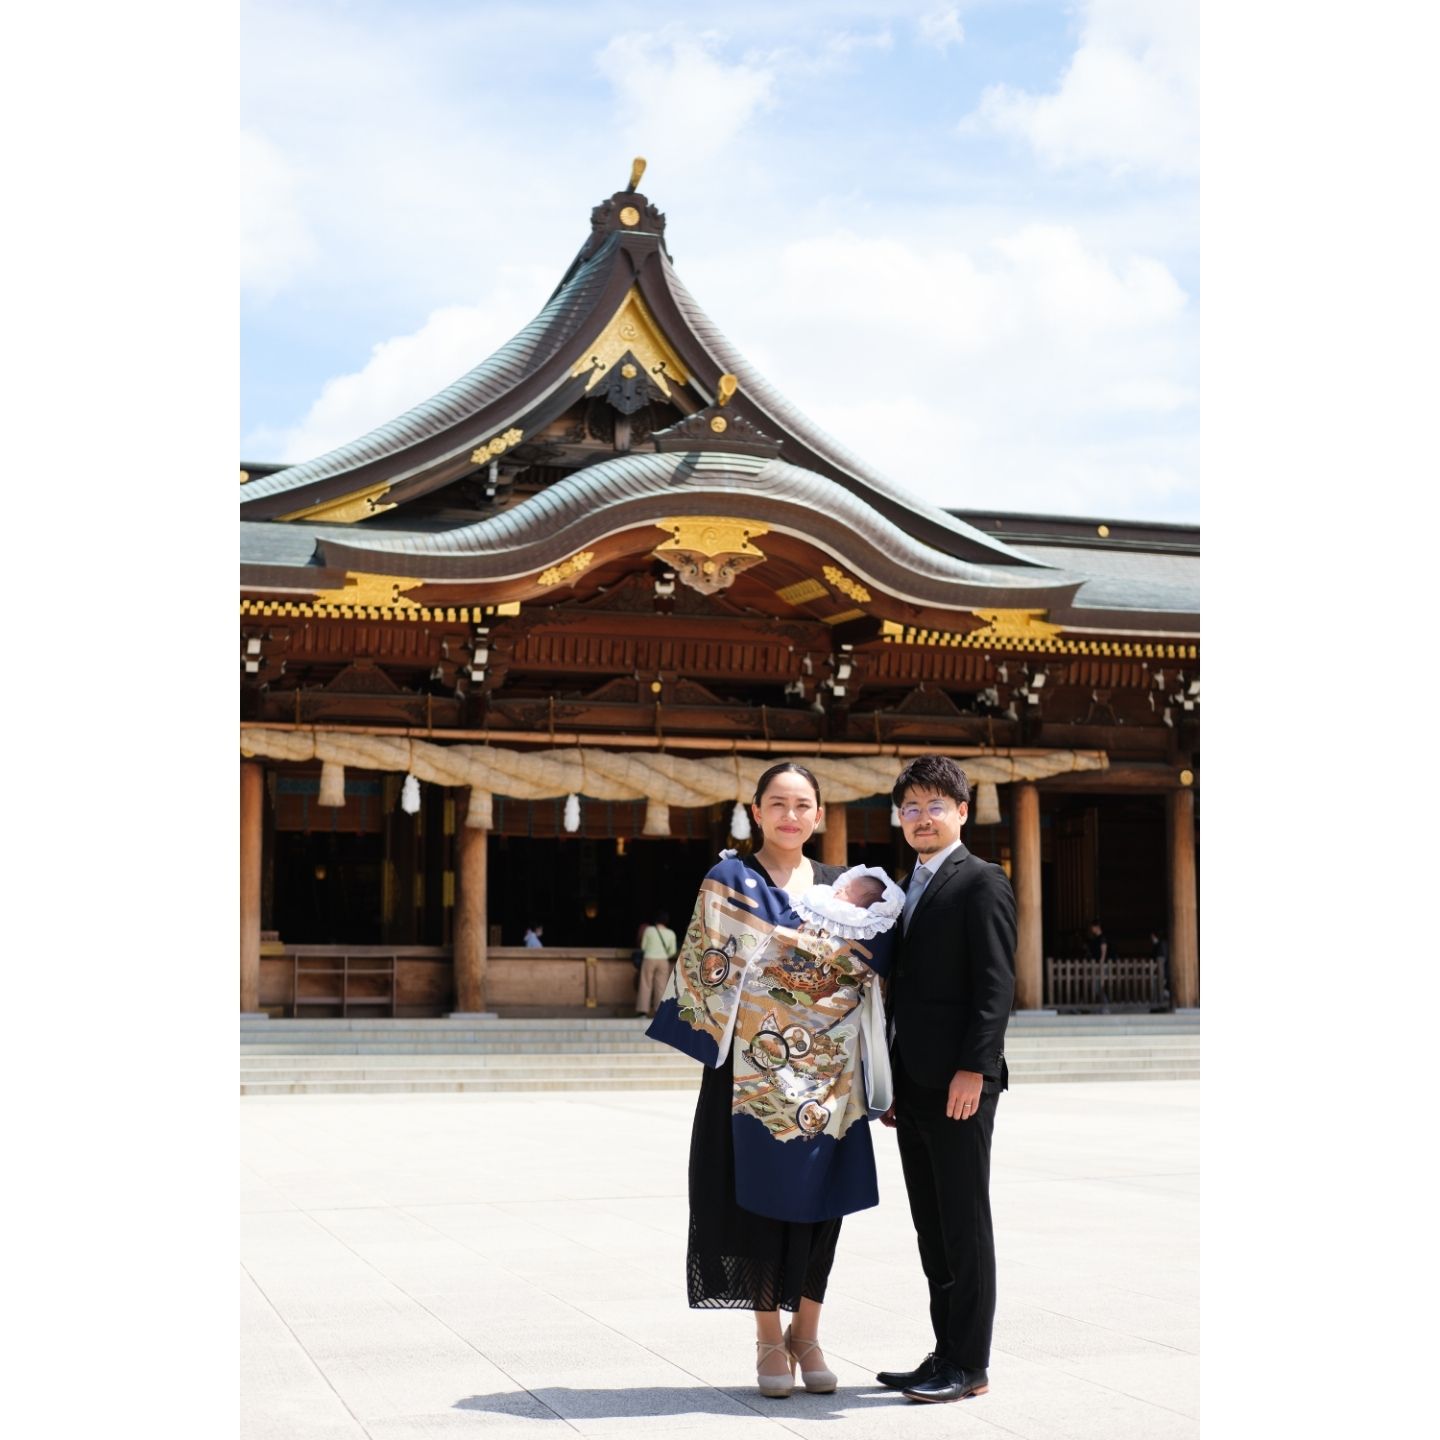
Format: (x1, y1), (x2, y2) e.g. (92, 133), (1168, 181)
(240, 761), (263, 1012)
(1013, 782), (1043, 1009)
(820, 801), (849, 869)
(454, 791), (489, 1012)
(1168, 788), (1199, 1007)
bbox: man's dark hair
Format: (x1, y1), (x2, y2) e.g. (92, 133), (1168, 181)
(654, 909), (670, 926)
(891, 754), (971, 808)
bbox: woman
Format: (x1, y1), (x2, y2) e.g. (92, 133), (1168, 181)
(647, 762), (897, 1399)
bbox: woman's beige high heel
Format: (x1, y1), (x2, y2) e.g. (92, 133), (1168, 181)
(785, 1322), (837, 1393)
(755, 1338), (795, 1398)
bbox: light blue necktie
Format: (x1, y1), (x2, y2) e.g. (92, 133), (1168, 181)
(902, 864), (932, 933)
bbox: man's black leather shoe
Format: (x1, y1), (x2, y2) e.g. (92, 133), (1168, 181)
(875, 1353), (939, 1391)
(902, 1363), (989, 1403)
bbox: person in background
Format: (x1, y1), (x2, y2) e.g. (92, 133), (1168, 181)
(1149, 929), (1172, 1012)
(523, 923), (544, 948)
(1084, 919), (1109, 1012)
(634, 909), (678, 1017)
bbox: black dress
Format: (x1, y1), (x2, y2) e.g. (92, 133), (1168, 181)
(685, 855), (845, 1312)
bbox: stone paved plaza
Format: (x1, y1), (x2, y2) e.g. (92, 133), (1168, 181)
(242, 1081), (1199, 1439)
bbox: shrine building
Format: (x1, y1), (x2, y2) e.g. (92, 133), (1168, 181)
(240, 162), (1199, 1020)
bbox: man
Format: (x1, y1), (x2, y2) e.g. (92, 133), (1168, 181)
(523, 923), (544, 948)
(876, 755), (1017, 1404)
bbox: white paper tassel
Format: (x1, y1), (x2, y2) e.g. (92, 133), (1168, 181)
(318, 761), (345, 808)
(729, 801), (751, 841)
(400, 773), (421, 814)
(890, 804), (902, 827)
(465, 788), (492, 829)
(973, 781), (1001, 826)
(643, 798), (671, 836)
(564, 793), (581, 833)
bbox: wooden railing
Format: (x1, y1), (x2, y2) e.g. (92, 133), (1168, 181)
(1044, 955), (1169, 1011)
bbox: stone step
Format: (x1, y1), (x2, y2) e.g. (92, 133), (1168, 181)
(241, 1064), (1197, 1097)
(240, 1014), (1199, 1035)
(239, 1039), (1200, 1061)
(239, 1042), (1199, 1070)
(241, 1052), (1197, 1081)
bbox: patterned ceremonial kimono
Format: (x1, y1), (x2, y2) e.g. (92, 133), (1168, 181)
(647, 857), (895, 1223)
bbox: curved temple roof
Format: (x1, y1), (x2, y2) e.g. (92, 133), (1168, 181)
(239, 180), (1041, 572)
(314, 449), (1080, 613)
(240, 174), (1197, 631)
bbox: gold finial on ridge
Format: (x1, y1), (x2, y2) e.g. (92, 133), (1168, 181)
(628, 156), (647, 190)
(716, 373), (739, 407)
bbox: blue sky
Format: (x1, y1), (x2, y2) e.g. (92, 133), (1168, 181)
(242, 0), (1198, 522)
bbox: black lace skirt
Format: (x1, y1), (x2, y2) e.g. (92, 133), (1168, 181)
(686, 1050), (842, 1311)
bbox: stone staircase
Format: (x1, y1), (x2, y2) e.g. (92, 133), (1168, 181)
(240, 1013), (1199, 1096)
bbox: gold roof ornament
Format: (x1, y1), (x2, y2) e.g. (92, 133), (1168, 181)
(277, 482), (396, 523)
(571, 288), (690, 397)
(537, 551), (596, 587)
(716, 373), (739, 407)
(628, 156), (647, 190)
(653, 515), (770, 595)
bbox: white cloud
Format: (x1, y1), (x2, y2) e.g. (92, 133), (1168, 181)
(244, 273), (552, 463)
(595, 30), (777, 170)
(240, 128), (317, 295)
(688, 218), (1196, 517)
(962, 0), (1198, 176)
(917, 5), (965, 52)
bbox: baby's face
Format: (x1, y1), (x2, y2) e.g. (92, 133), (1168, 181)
(835, 875), (885, 908)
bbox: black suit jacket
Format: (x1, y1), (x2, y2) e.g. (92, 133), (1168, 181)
(889, 844), (1018, 1091)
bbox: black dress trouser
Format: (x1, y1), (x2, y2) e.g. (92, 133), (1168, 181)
(893, 1056), (1000, 1369)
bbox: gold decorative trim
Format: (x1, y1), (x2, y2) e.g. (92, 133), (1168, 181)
(823, 608), (866, 625)
(619, 205), (640, 226)
(240, 599), (520, 623)
(471, 427), (524, 465)
(239, 469), (250, 485)
(310, 573), (425, 609)
(629, 156), (647, 190)
(880, 618), (1197, 660)
(655, 517), (769, 558)
(572, 288), (690, 397)
(970, 609), (1065, 643)
(709, 416), (728, 432)
(277, 482), (396, 524)
(822, 565), (872, 604)
(537, 551), (596, 587)
(717, 373), (739, 407)
(775, 578), (828, 606)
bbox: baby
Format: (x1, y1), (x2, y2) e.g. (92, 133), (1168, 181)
(833, 873), (886, 908)
(793, 864), (905, 941)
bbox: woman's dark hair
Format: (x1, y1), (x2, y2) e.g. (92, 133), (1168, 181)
(890, 754), (971, 807)
(752, 761), (823, 809)
(653, 909), (670, 926)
